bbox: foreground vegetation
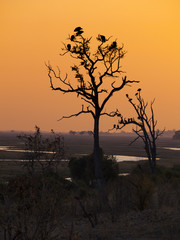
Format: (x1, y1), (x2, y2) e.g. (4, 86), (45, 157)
(0, 130), (179, 239)
(0, 160), (179, 239)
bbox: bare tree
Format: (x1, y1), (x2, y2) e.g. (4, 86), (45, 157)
(18, 126), (64, 175)
(113, 89), (164, 173)
(46, 27), (138, 191)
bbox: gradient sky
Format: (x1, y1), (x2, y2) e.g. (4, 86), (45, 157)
(0, 0), (180, 132)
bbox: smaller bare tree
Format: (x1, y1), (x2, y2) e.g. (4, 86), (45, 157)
(18, 126), (64, 175)
(113, 89), (164, 173)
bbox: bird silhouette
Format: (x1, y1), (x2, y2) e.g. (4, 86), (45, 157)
(74, 27), (84, 36)
(76, 30), (84, 36)
(67, 44), (71, 51)
(74, 27), (82, 32)
(109, 41), (117, 50)
(70, 35), (75, 41)
(100, 35), (106, 42)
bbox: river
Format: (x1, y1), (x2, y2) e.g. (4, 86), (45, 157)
(0, 146), (179, 162)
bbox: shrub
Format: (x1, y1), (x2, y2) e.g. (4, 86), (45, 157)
(0, 172), (73, 240)
(69, 150), (118, 186)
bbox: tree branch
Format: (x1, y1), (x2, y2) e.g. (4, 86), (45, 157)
(58, 105), (95, 121)
(100, 76), (139, 113)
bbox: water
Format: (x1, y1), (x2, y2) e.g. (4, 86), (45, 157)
(0, 146), (149, 163)
(114, 155), (148, 162)
(0, 146), (54, 154)
(4, 145), (180, 163)
(163, 147), (180, 151)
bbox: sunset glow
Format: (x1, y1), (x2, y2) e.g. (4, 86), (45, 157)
(1, 0), (180, 132)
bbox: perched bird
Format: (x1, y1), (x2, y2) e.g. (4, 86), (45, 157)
(67, 44), (71, 51)
(70, 35), (75, 41)
(100, 35), (106, 42)
(109, 41), (117, 50)
(74, 27), (83, 32)
(112, 41), (117, 48)
(74, 27), (84, 36)
(76, 30), (84, 36)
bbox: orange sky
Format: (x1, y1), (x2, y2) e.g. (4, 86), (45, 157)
(0, 0), (180, 132)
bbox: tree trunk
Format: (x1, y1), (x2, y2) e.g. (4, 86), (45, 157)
(151, 140), (157, 173)
(93, 115), (104, 191)
(93, 115), (114, 221)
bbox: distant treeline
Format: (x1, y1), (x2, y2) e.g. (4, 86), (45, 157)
(0, 129), (177, 139)
(173, 130), (180, 140)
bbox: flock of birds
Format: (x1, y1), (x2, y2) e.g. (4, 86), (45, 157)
(66, 27), (118, 52)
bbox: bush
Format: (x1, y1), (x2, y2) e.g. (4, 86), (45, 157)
(0, 172), (74, 240)
(129, 163), (180, 210)
(69, 150), (118, 186)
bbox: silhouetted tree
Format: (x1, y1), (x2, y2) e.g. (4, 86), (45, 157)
(18, 126), (64, 175)
(69, 150), (118, 186)
(113, 89), (164, 173)
(173, 130), (180, 140)
(69, 130), (77, 135)
(46, 27), (138, 192)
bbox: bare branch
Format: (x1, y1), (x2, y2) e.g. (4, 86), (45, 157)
(114, 89), (164, 173)
(100, 76), (139, 112)
(100, 110), (120, 117)
(58, 105), (95, 121)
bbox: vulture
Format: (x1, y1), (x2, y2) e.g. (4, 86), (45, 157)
(67, 44), (71, 51)
(76, 30), (84, 36)
(74, 27), (84, 36)
(109, 41), (117, 50)
(100, 35), (106, 42)
(74, 27), (82, 32)
(70, 35), (75, 41)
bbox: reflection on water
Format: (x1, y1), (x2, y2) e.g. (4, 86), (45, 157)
(163, 147), (180, 151)
(0, 159), (69, 162)
(118, 173), (129, 176)
(0, 146), (12, 151)
(0, 146), (164, 163)
(114, 155), (148, 162)
(0, 146), (54, 154)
